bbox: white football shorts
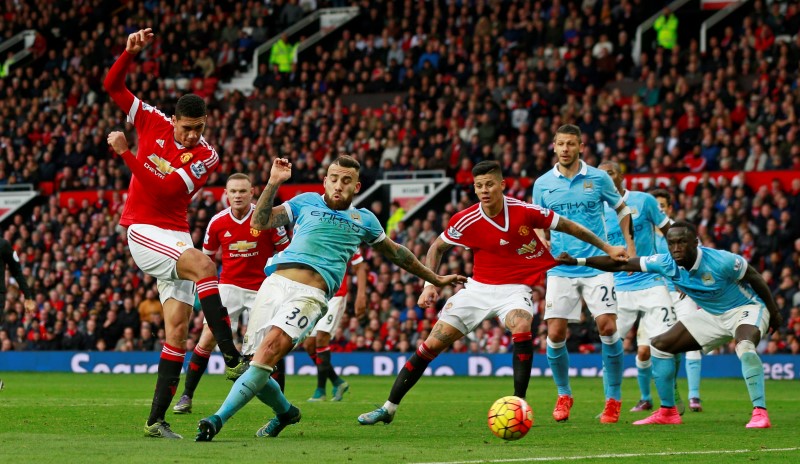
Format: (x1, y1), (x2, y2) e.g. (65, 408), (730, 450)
(544, 273), (617, 322)
(127, 224), (195, 306)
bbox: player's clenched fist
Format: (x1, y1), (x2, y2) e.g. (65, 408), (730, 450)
(107, 131), (129, 155)
(126, 28), (154, 55)
(269, 158), (292, 185)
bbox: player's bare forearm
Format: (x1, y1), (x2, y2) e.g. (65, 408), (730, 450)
(425, 237), (453, 281)
(744, 265), (783, 329)
(555, 218), (611, 253)
(251, 183), (287, 230)
(374, 238), (441, 284)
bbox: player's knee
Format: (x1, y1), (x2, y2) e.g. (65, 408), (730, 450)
(637, 345), (651, 361)
(179, 249), (216, 279)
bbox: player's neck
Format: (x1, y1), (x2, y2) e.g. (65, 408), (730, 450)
(557, 159), (582, 178)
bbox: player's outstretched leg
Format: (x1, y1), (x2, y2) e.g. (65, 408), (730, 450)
(599, 332), (623, 424)
(737, 340), (770, 428)
(195, 362), (274, 441)
(175, 345), (212, 414)
(358, 342), (437, 425)
(145, 343), (185, 438)
(634, 347), (681, 425)
(686, 350), (702, 411)
(546, 337), (573, 422)
(255, 377), (302, 437)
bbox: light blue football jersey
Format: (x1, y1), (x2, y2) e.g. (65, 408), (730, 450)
(640, 247), (763, 315)
(654, 234), (675, 291)
(604, 191), (669, 291)
(533, 161), (623, 277)
(266, 193), (385, 299)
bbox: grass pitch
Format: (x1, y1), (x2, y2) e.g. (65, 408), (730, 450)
(0, 373), (797, 463)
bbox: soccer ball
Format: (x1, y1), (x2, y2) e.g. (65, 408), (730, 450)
(487, 396), (533, 441)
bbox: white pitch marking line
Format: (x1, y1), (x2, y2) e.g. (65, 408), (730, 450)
(409, 447), (800, 464)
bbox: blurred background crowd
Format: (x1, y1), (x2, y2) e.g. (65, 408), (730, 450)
(0, 0), (799, 358)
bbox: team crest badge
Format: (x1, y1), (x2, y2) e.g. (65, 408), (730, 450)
(176, 241), (187, 247)
(701, 273), (715, 286)
(180, 152), (193, 164)
(583, 181), (594, 193)
(350, 211), (362, 222)
(518, 225), (530, 236)
(444, 303), (453, 310)
(250, 228), (261, 237)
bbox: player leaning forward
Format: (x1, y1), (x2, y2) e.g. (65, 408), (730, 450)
(557, 221), (782, 428)
(104, 28), (246, 439)
(195, 155), (467, 441)
(358, 161), (628, 425)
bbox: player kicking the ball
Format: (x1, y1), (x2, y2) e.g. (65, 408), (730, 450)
(358, 161), (628, 425)
(105, 28), (247, 439)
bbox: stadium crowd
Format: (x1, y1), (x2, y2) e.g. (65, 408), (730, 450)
(0, 0), (799, 358)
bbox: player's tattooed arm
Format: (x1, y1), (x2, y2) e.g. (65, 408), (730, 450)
(373, 237), (450, 285)
(251, 183), (289, 230)
(425, 237), (453, 275)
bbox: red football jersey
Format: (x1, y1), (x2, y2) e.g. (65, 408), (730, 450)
(204, 205), (290, 291)
(334, 252), (364, 298)
(442, 197), (559, 287)
(119, 96), (219, 230)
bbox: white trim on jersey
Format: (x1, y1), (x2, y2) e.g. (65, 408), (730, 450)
(127, 97), (140, 124)
(228, 204), (254, 225)
(478, 197), (509, 232)
(175, 169), (195, 193)
(283, 204), (294, 224)
(369, 231), (387, 245)
(506, 198), (560, 230)
(452, 208), (481, 232)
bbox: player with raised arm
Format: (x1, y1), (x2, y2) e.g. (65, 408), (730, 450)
(357, 161), (628, 426)
(652, 189), (703, 412)
(194, 155), (466, 441)
(532, 125), (636, 424)
(306, 252), (367, 402)
(104, 28), (246, 439)
(598, 162), (678, 419)
(556, 221), (782, 427)
(173, 174), (290, 415)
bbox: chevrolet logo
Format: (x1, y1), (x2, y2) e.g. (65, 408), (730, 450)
(147, 154), (175, 174)
(229, 241), (257, 252)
